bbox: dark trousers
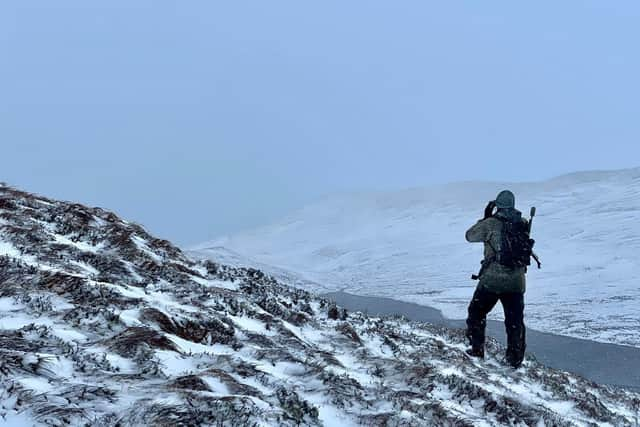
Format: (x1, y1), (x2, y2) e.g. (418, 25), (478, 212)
(466, 286), (526, 367)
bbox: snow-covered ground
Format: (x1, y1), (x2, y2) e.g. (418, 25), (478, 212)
(2, 184), (640, 425)
(194, 168), (640, 347)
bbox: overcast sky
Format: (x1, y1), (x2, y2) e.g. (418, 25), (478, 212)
(1, 1), (639, 244)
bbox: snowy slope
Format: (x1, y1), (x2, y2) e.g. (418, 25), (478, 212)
(195, 168), (640, 347)
(188, 246), (330, 292)
(1, 185), (639, 425)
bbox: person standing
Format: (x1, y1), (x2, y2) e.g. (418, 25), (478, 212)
(465, 190), (535, 368)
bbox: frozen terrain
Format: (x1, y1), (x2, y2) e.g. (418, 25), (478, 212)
(2, 184), (640, 425)
(195, 168), (640, 347)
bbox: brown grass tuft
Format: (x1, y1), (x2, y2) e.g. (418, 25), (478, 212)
(107, 327), (179, 357)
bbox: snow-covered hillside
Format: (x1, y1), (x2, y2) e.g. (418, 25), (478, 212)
(2, 185), (640, 425)
(195, 168), (640, 347)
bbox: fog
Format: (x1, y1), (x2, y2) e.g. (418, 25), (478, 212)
(2, 1), (639, 243)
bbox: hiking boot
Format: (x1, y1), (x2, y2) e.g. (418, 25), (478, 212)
(466, 348), (484, 359)
(503, 356), (523, 369)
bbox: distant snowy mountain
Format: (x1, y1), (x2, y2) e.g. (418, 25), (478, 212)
(194, 168), (640, 347)
(2, 185), (640, 425)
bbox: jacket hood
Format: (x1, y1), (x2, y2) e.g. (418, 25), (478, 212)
(495, 207), (522, 222)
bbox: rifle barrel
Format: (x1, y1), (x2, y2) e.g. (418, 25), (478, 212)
(528, 206), (536, 234)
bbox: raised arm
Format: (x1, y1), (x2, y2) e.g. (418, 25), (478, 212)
(466, 201), (496, 243)
(466, 219), (489, 243)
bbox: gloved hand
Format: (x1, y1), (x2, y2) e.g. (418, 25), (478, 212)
(484, 201), (496, 219)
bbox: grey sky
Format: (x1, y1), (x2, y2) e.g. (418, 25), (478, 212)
(1, 1), (639, 244)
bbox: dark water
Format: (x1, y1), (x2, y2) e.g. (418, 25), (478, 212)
(324, 291), (640, 390)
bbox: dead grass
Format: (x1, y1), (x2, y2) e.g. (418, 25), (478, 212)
(140, 308), (235, 346)
(167, 375), (211, 392)
(107, 327), (179, 357)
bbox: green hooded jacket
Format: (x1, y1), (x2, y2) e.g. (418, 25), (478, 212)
(466, 208), (527, 294)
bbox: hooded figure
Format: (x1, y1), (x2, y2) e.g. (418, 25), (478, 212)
(464, 190), (528, 368)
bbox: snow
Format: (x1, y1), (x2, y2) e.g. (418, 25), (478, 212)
(255, 361), (307, 379)
(18, 377), (54, 394)
(0, 240), (59, 272)
(48, 295), (75, 311)
(131, 235), (163, 262)
(0, 413), (37, 427)
(307, 398), (359, 427)
(0, 297), (24, 312)
(124, 261), (146, 283)
(51, 328), (88, 343)
(156, 350), (197, 376)
(202, 376), (230, 395)
(100, 281), (200, 314)
(193, 277), (239, 291)
(0, 314), (54, 330)
(229, 315), (272, 335)
(196, 168), (640, 347)
(165, 333), (234, 356)
(117, 309), (143, 326)
(48, 356), (77, 379)
(1, 182), (639, 426)
(52, 233), (103, 253)
(0, 240), (21, 258)
(329, 352), (376, 386)
(70, 260), (100, 276)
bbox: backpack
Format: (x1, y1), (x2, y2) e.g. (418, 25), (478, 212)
(495, 217), (535, 269)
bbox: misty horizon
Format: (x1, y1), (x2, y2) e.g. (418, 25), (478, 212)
(3, 2), (640, 244)
(3, 164), (638, 246)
